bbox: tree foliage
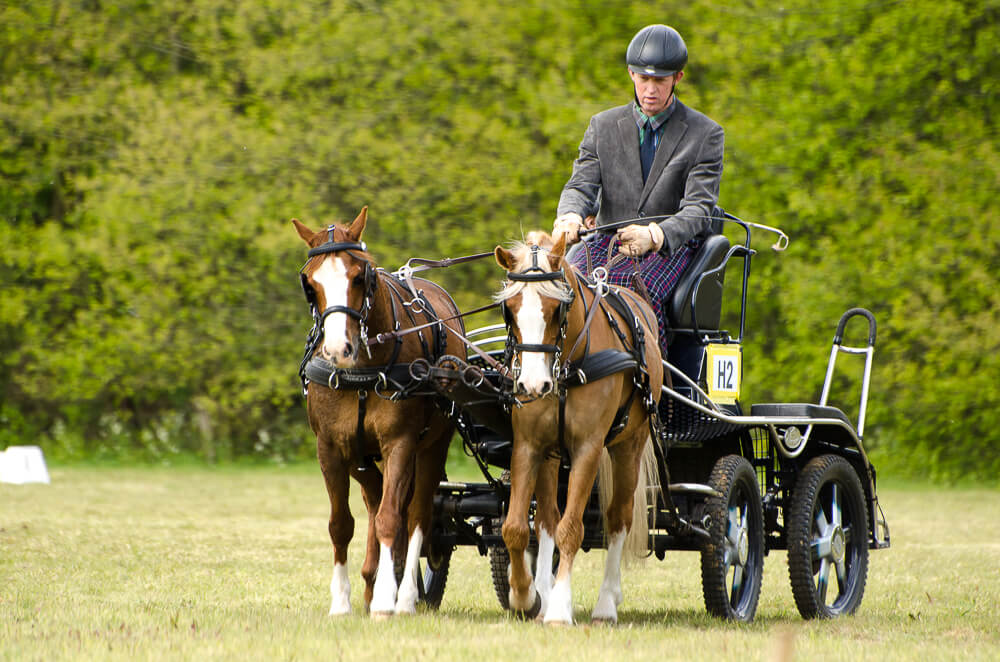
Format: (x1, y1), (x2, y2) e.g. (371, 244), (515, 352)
(1, 0), (997, 480)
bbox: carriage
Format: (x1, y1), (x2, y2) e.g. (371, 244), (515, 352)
(295, 208), (890, 622)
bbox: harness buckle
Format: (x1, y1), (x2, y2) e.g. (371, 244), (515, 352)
(592, 266), (609, 295)
(328, 371), (341, 390)
(360, 325), (372, 359)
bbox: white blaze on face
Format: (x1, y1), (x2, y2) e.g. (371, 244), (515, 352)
(515, 287), (552, 396)
(312, 256), (352, 362)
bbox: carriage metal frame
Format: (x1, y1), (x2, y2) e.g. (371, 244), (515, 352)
(400, 212), (890, 621)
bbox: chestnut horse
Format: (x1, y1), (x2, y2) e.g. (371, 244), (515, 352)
(494, 232), (663, 625)
(294, 208), (464, 618)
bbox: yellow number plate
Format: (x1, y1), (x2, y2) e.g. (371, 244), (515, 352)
(706, 344), (742, 404)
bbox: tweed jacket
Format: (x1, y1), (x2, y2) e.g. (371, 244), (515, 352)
(557, 99), (724, 254)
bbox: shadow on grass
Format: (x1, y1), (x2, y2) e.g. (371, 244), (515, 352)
(431, 603), (797, 628)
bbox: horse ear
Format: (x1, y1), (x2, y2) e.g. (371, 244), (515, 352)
(347, 206), (368, 241)
(292, 219), (315, 244)
(494, 245), (515, 271)
(548, 232), (567, 266)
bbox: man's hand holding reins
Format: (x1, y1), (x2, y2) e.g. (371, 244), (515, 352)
(617, 222), (664, 257)
(553, 212), (584, 245)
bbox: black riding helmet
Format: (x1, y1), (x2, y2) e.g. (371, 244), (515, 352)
(626, 24), (688, 77)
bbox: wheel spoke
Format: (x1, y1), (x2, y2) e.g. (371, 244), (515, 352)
(817, 558), (830, 604)
(812, 535), (832, 560)
(830, 483), (842, 528)
(727, 506), (741, 544)
(730, 564), (745, 604)
(814, 503), (829, 533)
(835, 558), (848, 595)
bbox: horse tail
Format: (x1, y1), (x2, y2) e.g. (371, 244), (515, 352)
(596, 437), (657, 565)
(626, 437), (657, 562)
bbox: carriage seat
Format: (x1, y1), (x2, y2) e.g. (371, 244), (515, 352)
(666, 233), (731, 331)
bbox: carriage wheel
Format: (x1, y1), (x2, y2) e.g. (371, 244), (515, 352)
(787, 454), (869, 619)
(394, 544), (452, 610)
(699, 454), (765, 622)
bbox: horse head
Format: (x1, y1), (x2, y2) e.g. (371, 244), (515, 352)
(293, 207), (377, 368)
(494, 233), (575, 397)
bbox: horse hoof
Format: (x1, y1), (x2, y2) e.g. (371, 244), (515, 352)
(591, 617), (617, 626)
(512, 593), (542, 621)
(370, 610), (393, 622)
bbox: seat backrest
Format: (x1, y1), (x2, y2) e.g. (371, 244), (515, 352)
(667, 233), (730, 330)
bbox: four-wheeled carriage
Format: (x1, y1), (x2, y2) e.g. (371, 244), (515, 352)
(297, 210), (890, 621)
(416, 211), (890, 621)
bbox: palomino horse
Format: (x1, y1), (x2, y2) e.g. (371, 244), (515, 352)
(493, 232), (664, 625)
(294, 208), (464, 618)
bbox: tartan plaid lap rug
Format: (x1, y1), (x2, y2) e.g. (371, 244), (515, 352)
(567, 232), (699, 356)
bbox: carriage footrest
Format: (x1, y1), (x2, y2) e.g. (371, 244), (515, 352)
(749, 403), (852, 427)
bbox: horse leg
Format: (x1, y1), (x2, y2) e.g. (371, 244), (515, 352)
(351, 465), (383, 611)
(395, 428), (450, 615)
(502, 439), (544, 618)
(546, 442), (603, 625)
(318, 438), (354, 616)
(533, 455), (560, 616)
(591, 438), (642, 624)
(369, 436), (417, 618)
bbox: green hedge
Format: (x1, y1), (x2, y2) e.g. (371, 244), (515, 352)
(2, 0), (997, 480)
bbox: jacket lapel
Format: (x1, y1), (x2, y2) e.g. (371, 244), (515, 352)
(639, 102), (688, 206)
(616, 115), (643, 194)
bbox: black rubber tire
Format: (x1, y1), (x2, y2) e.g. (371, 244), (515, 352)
(393, 545), (451, 610)
(787, 454), (869, 619)
(489, 544), (512, 611)
(699, 454), (765, 622)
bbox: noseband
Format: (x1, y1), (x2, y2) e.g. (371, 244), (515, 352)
(300, 226), (379, 352)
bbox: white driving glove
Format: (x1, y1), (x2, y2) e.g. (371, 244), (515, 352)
(553, 213), (584, 245)
(617, 222), (664, 257)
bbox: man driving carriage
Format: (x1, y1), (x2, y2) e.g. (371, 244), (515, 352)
(553, 24), (724, 352)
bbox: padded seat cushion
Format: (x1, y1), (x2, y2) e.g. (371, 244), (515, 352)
(667, 233), (730, 329)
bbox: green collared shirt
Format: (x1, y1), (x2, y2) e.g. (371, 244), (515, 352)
(633, 98), (678, 148)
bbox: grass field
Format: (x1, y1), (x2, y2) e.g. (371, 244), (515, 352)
(2, 462), (999, 661)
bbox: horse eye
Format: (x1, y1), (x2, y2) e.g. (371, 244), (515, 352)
(352, 275), (365, 287)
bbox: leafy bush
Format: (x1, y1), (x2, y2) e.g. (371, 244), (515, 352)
(1, 0), (997, 480)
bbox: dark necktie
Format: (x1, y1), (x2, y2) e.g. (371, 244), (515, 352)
(640, 119), (657, 183)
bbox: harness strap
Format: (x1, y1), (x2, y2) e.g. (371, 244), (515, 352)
(354, 390), (379, 472)
(561, 276), (606, 370)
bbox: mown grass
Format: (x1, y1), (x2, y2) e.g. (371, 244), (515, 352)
(2, 463), (999, 661)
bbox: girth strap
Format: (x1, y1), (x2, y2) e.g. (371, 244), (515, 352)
(303, 358), (419, 392)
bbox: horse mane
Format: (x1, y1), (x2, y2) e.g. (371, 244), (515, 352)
(493, 240), (574, 305)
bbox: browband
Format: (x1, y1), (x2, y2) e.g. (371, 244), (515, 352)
(308, 241), (367, 258)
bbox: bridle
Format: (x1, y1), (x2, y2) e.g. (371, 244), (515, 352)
(299, 226), (379, 356)
(501, 245), (575, 385)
